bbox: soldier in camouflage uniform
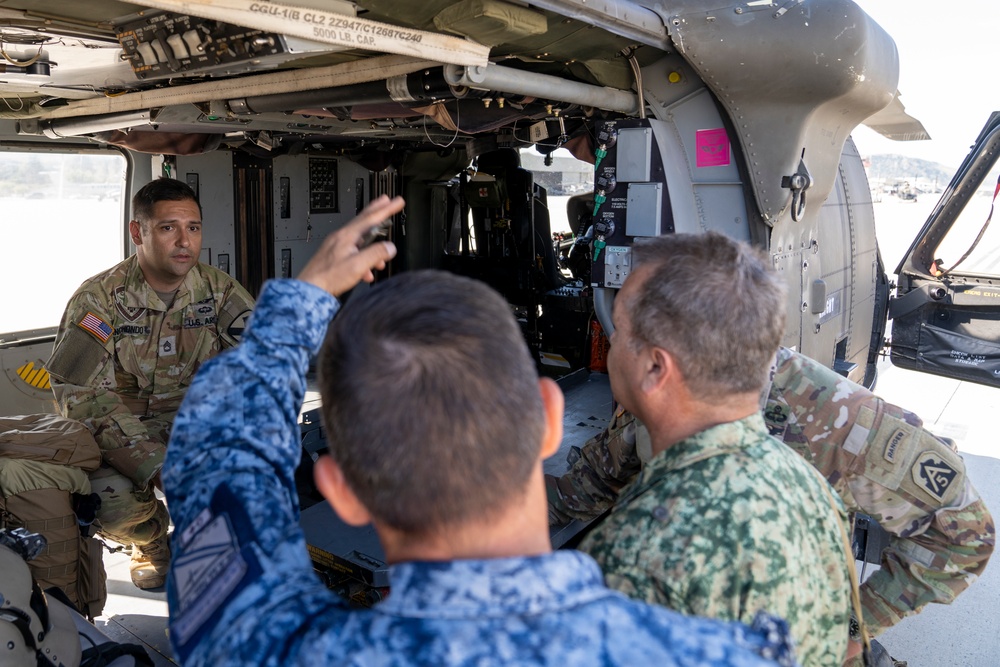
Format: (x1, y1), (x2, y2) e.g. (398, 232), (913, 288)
(47, 178), (254, 589)
(161, 198), (795, 667)
(576, 232), (853, 666)
(550, 324), (995, 663)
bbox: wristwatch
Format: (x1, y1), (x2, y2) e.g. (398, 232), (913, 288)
(849, 612), (862, 642)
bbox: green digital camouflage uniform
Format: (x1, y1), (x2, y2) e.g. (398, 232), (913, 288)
(47, 255), (254, 548)
(578, 414), (852, 667)
(551, 346), (995, 645)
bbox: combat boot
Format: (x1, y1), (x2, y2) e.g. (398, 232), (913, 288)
(130, 535), (170, 589)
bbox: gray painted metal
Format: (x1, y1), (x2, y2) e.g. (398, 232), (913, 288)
(15, 111), (152, 138)
(442, 64), (641, 116)
(642, 83), (752, 240)
(524, 0), (670, 50)
(647, 0), (898, 227)
(0, 332), (59, 416)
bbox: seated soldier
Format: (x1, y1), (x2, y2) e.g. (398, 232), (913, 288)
(160, 197), (795, 667)
(576, 232), (854, 666)
(47, 178), (255, 589)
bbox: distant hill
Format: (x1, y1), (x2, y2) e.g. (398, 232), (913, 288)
(865, 154), (955, 188)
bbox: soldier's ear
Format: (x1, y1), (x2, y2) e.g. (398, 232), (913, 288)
(314, 454), (372, 527)
(642, 345), (677, 394)
(129, 220), (144, 246)
(538, 377), (564, 461)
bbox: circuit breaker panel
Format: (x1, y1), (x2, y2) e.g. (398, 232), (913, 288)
(114, 6), (352, 81)
(590, 119), (673, 289)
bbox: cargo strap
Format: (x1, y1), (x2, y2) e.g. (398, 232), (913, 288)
(938, 172), (1000, 277)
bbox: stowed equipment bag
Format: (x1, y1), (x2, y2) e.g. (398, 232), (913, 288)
(0, 414), (108, 619)
(1, 528), (152, 667)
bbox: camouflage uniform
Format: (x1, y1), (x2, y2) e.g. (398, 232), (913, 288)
(764, 349), (995, 638)
(163, 279), (796, 667)
(47, 255), (254, 548)
(579, 414), (852, 667)
(550, 346), (995, 641)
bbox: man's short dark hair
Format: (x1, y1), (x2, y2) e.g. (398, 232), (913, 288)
(131, 178), (201, 230)
(627, 232), (787, 399)
(318, 270), (544, 536)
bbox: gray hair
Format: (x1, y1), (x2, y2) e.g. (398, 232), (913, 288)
(625, 232), (786, 399)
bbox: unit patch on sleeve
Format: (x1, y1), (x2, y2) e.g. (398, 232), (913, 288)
(77, 312), (113, 343)
(911, 451), (958, 502)
(883, 428), (908, 463)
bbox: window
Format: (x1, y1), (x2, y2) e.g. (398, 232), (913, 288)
(931, 165), (1000, 276)
(0, 149), (127, 332)
(519, 147), (594, 236)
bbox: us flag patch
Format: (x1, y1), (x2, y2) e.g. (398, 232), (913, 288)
(78, 312), (113, 343)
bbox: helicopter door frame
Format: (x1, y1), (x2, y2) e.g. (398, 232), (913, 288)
(888, 112), (1000, 388)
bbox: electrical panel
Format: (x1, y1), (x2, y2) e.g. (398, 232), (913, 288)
(114, 9), (350, 81)
(308, 158), (339, 213)
(591, 119), (673, 288)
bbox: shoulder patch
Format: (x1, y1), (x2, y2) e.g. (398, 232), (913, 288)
(883, 428), (907, 463)
(77, 312), (113, 343)
(911, 451), (958, 502)
(48, 327), (111, 386)
(169, 484), (262, 659)
(225, 309), (252, 342)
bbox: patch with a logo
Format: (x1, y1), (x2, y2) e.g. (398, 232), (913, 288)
(763, 404), (789, 437)
(883, 428), (907, 463)
(114, 285), (146, 322)
(226, 310), (252, 341)
(911, 451), (958, 502)
(159, 335), (177, 357)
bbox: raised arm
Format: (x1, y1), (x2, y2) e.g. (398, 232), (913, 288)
(163, 197), (401, 666)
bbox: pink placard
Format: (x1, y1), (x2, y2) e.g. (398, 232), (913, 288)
(695, 128), (730, 168)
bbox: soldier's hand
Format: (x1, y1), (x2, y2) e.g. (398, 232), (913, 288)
(846, 638), (863, 663)
(297, 195), (402, 297)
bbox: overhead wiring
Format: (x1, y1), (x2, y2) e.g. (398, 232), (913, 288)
(0, 41), (44, 67)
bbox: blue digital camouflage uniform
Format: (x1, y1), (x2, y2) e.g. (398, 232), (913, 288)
(48, 255), (254, 547)
(579, 414), (853, 667)
(162, 279), (797, 667)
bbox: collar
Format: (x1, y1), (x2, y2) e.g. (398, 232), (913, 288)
(375, 551), (612, 619)
(638, 413), (768, 486)
(121, 255), (207, 311)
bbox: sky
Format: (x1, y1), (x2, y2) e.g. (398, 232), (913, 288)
(850, 0), (999, 171)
